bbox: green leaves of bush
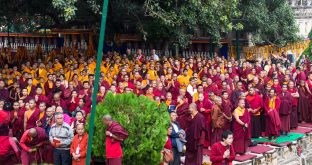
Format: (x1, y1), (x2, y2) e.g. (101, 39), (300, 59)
(86, 92), (170, 165)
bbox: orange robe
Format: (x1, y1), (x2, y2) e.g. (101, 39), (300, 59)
(70, 133), (88, 165)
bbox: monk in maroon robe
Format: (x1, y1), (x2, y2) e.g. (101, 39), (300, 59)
(221, 91), (233, 131)
(288, 81), (299, 129)
(20, 127), (48, 165)
(278, 84), (292, 135)
(195, 93), (212, 147)
(103, 116), (128, 165)
(176, 96), (190, 130)
(24, 99), (40, 130)
(185, 103), (205, 165)
(298, 80), (311, 123)
(246, 88), (263, 138)
(0, 123), (19, 165)
(264, 89), (281, 139)
(10, 101), (26, 140)
(211, 97), (226, 145)
(232, 99), (251, 155)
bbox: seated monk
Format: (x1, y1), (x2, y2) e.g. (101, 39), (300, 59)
(20, 127), (48, 165)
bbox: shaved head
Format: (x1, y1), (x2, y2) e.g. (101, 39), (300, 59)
(28, 128), (37, 138)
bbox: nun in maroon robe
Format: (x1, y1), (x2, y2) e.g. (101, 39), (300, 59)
(195, 94), (212, 147)
(264, 90), (281, 138)
(232, 100), (251, 155)
(278, 85), (292, 134)
(185, 104), (205, 165)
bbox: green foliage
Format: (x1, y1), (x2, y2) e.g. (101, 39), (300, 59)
(239, 0), (300, 46)
(144, 0), (242, 47)
(86, 93), (170, 165)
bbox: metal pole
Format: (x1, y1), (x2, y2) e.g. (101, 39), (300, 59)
(86, 0), (109, 164)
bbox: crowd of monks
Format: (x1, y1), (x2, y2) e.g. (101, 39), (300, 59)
(0, 47), (312, 164)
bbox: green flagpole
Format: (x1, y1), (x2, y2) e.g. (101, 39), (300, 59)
(86, 0), (109, 164)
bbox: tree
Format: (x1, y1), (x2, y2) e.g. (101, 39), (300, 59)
(239, 0), (300, 46)
(86, 93), (170, 165)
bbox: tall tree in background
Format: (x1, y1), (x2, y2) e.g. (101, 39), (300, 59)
(0, 0), (300, 47)
(239, 0), (299, 46)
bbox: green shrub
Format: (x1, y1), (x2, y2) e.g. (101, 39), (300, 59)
(86, 92), (170, 165)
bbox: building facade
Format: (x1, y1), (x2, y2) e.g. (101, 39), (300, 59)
(290, 0), (312, 37)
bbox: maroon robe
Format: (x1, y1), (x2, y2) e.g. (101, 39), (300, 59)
(288, 88), (298, 128)
(264, 97), (281, 137)
(246, 94), (263, 138)
(26, 109), (40, 130)
(0, 88), (10, 102)
(185, 112), (205, 165)
(298, 87), (311, 123)
(44, 81), (55, 97)
(210, 142), (235, 165)
(196, 99), (212, 147)
(176, 102), (190, 130)
(221, 99), (233, 131)
(0, 136), (18, 165)
(211, 104), (226, 145)
(133, 88), (144, 96)
(10, 108), (26, 140)
(233, 108), (251, 154)
(278, 92), (292, 132)
(35, 94), (49, 107)
(20, 127), (47, 164)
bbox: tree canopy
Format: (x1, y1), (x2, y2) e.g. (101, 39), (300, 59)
(0, 0), (300, 47)
(239, 0), (300, 46)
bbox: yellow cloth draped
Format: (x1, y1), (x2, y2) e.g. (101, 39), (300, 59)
(148, 70), (157, 81)
(269, 96), (276, 109)
(54, 62), (63, 71)
(234, 106), (245, 117)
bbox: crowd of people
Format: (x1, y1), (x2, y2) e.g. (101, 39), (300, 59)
(0, 47), (311, 165)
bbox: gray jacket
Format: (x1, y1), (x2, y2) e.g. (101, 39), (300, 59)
(49, 122), (74, 150)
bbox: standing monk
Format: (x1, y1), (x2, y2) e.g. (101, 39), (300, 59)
(246, 88), (263, 138)
(264, 89), (281, 139)
(23, 99), (40, 130)
(20, 127), (48, 165)
(211, 97), (226, 145)
(103, 115), (129, 165)
(195, 93), (212, 147)
(185, 103), (206, 165)
(232, 99), (251, 155)
(298, 80), (310, 123)
(278, 84), (292, 135)
(288, 81), (299, 129)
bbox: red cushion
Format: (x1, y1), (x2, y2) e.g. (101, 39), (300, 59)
(249, 145), (273, 154)
(290, 127), (312, 134)
(235, 154), (257, 162)
(298, 123), (312, 128)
